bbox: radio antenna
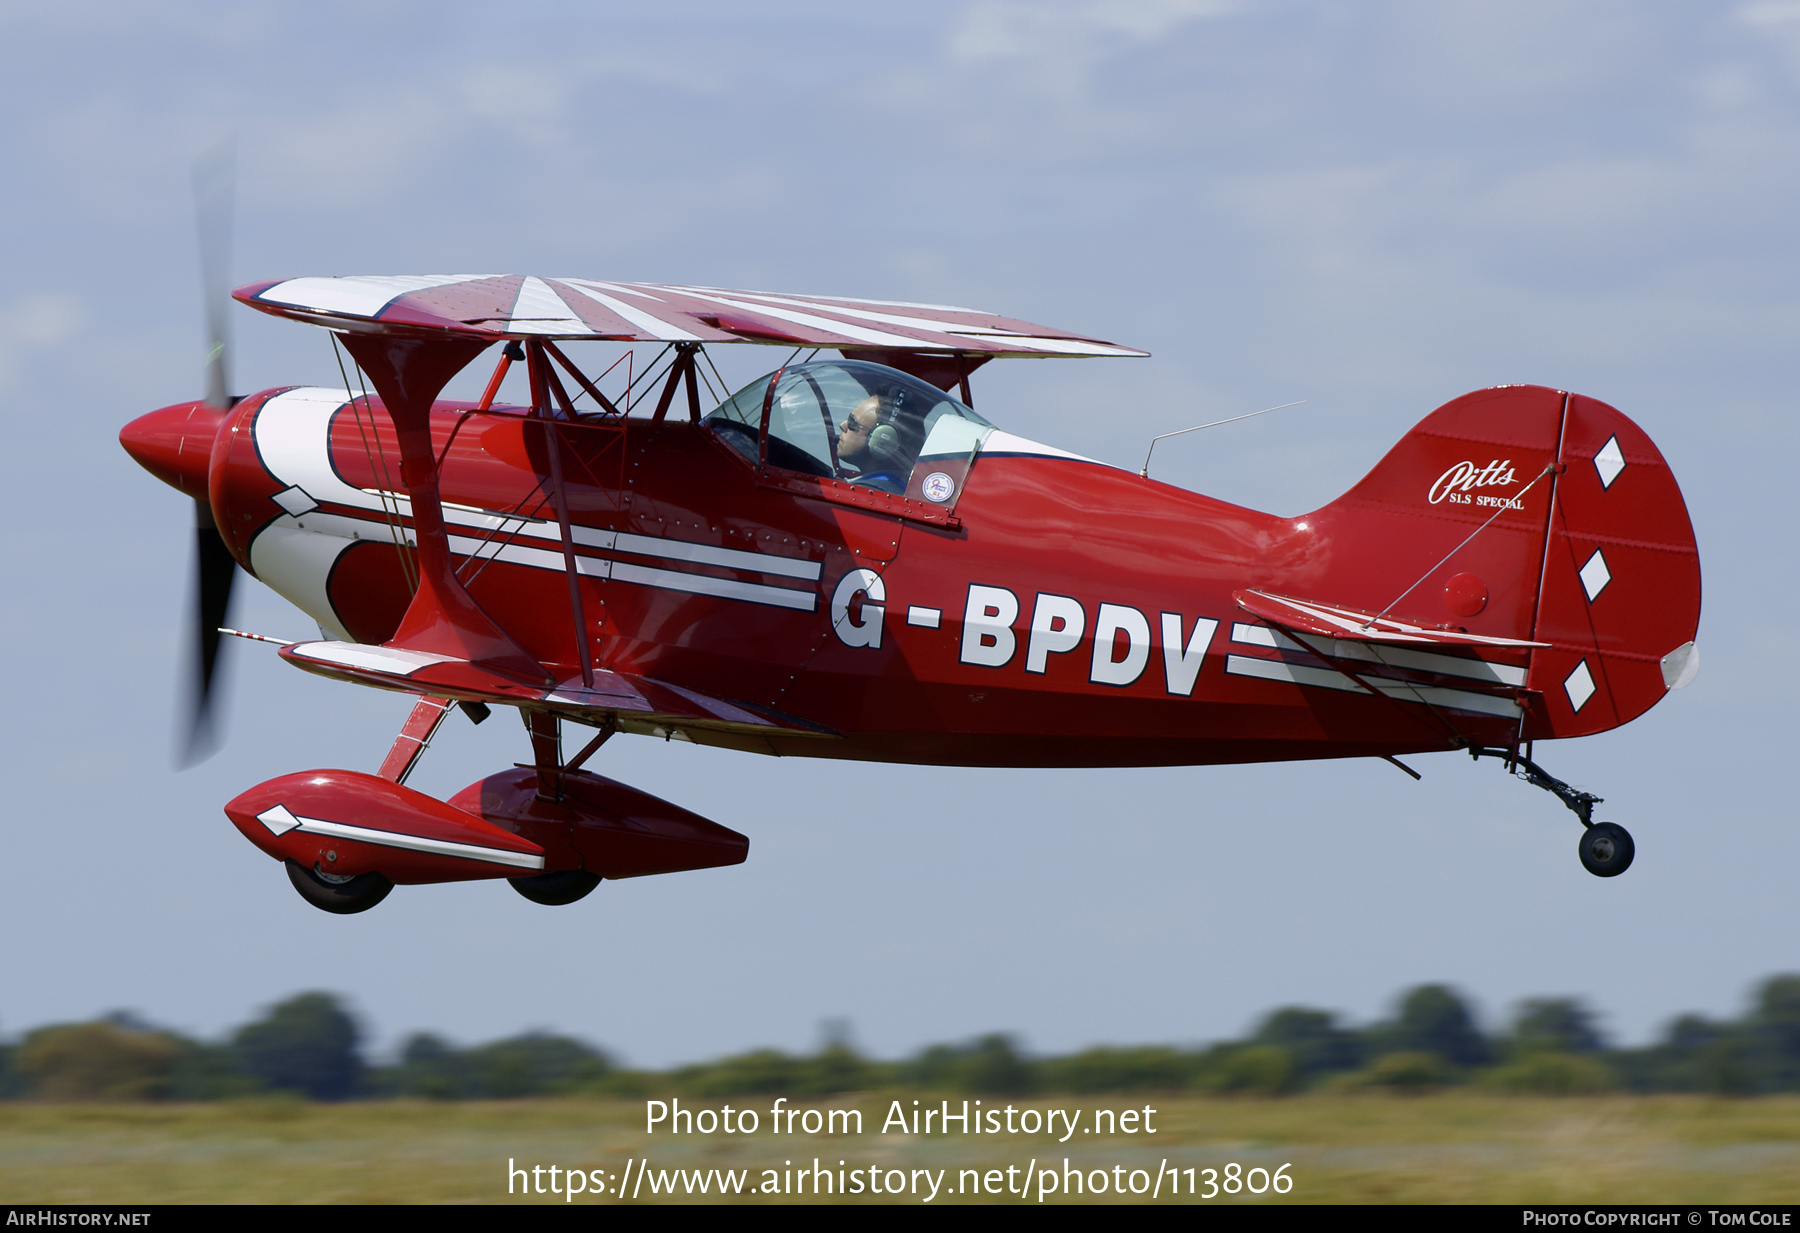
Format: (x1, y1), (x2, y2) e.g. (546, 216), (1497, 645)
(1139, 401), (1305, 479)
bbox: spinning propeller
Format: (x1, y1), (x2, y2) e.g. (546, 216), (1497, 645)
(181, 141), (238, 766)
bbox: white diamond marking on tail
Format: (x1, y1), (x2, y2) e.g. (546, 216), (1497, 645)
(1594, 436), (1625, 489)
(1579, 548), (1612, 602)
(1564, 660), (1597, 712)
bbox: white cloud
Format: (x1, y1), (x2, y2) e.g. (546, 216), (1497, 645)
(1738, 0), (1800, 75)
(1739, 0), (1800, 26)
(952, 0), (1236, 57)
(948, 0), (1236, 94)
(2, 293), (82, 347)
(0, 294), (84, 387)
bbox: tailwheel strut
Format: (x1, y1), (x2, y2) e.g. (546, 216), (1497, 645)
(1470, 747), (1634, 878)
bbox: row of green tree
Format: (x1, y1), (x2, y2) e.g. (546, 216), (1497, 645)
(4, 976), (1797, 1101)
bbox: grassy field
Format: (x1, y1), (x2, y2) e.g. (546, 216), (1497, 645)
(0, 1094), (1796, 1204)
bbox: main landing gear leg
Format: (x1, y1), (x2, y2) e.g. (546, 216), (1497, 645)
(1470, 747), (1635, 878)
(506, 713), (609, 906)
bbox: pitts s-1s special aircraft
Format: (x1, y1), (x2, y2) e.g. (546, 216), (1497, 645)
(120, 273), (1700, 913)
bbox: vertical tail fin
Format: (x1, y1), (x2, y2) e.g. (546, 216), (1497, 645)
(1305, 385), (1700, 738)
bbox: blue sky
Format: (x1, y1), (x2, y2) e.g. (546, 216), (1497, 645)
(1, 1), (1796, 1065)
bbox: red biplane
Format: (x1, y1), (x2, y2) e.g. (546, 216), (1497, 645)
(120, 272), (1701, 913)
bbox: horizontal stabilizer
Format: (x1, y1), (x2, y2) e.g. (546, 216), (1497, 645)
(279, 640), (836, 740)
(1233, 589), (1548, 649)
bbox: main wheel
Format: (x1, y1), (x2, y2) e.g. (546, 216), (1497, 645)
(286, 860), (394, 914)
(1578, 823), (1635, 878)
(509, 869), (602, 906)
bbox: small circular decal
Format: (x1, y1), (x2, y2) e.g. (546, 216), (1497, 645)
(921, 471), (956, 503)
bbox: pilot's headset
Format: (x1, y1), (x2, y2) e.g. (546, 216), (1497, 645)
(867, 391), (909, 470)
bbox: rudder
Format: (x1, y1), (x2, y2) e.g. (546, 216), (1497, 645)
(1525, 393), (1700, 738)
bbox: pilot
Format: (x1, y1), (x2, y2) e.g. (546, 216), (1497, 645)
(838, 394), (910, 491)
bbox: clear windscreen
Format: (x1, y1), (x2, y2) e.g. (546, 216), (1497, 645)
(705, 360), (994, 498)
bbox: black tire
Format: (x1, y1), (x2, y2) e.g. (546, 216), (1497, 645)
(509, 869), (602, 906)
(286, 860), (394, 914)
(1578, 823), (1635, 878)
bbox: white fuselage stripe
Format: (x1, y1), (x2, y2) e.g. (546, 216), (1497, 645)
(606, 560), (817, 610)
(595, 529), (821, 580)
(1224, 654), (1522, 718)
(252, 389), (820, 611)
(1293, 633), (1527, 687)
(1229, 622), (1525, 686)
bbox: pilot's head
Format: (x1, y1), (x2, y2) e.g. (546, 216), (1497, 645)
(838, 395), (880, 461)
(840, 394), (906, 471)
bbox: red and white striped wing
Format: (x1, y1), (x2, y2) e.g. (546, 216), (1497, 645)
(235, 275), (1147, 358)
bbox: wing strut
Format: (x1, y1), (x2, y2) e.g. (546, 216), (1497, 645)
(526, 340), (598, 689)
(528, 711), (562, 802)
(335, 332), (551, 686)
(651, 343), (703, 424)
(541, 339), (622, 416)
(377, 695), (454, 785)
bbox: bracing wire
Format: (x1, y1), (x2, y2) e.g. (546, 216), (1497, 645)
(331, 335), (417, 592)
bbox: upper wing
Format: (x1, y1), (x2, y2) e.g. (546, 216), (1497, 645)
(234, 275), (1147, 358)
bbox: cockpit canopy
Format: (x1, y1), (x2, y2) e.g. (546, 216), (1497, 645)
(705, 360), (995, 497)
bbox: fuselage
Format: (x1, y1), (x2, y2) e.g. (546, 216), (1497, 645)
(124, 383), (1535, 768)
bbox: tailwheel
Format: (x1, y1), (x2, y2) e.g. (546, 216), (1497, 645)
(1578, 823), (1635, 878)
(509, 869), (601, 906)
(286, 860), (394, 914)
(1472, 747), (1637, 878)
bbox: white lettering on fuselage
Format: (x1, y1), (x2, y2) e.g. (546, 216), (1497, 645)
(1025, 593), (1084, 674)
(831, 569), (886, 649)
(1091, 602), (1152, 686)
(959, 584), (1223, 694)
(961, 585), (1020, 667)
(1161, 613), (1219, 696)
